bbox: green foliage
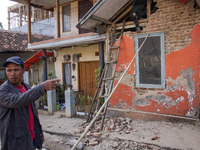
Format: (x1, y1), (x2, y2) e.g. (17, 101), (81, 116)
(33, 81), (38, 85)
(56, 83), (65, 102)
(88, 94), (92, 111)
(95, 67), (102, 85)
(40, 95), (47, 106)
(62, 83), (66, 90)
(48, 72), (53, 79)
(78, 93), (85, 112)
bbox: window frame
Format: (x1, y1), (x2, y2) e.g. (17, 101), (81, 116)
(134, 32), (165, 89)
(62, 4), (71, 32)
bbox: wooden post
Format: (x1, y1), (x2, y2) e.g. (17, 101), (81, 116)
(27, 0), (31, 43)
(19, 6), (22, 26)
(32, 7), (35, 22)
(147, 0), (152, 18)
(8, 10), (10, 30)
(56, 0), (60, 38)
(41, 9), (44, 20)
(42, 49), (47, 81)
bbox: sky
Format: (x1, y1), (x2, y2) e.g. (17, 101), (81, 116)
(0, 0), (17, 30)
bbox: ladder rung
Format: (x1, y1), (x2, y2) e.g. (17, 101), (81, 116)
(103, 76), (114, 81)
(99, 94), (108, 98)
(110, 46), (120, 50)
(99, 112), (105, 116)
(105, 60), (117, 64)
(96, 85), (101, 88)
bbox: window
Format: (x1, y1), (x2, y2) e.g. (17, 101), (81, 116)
(78, 0), (93, 34)
(63, 63), (71, 85)
(134, 32), (165, 88)
(63, 5), (71, 32)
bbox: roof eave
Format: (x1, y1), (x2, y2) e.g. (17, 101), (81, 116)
(28, 33), (106, 50)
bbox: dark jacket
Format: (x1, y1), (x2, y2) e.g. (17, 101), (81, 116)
(0, 80), (46, 150)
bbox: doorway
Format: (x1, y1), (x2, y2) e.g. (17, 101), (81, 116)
(78, 61), (99, 104)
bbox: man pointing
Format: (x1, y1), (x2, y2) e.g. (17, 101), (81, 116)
(0, 56), (60, 150)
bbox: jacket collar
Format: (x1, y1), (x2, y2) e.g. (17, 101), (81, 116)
(6, 80), (30, 91)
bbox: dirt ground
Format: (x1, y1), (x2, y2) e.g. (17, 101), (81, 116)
(39, 111), (200, 150)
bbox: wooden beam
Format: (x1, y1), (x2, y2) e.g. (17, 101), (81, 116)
(196, 0), (200, 7)
(56, 0), (60, 38)
(113, 5), (132, 24)
(27, 0), (31, 43)
(110, 0), (134, 22)
(32, 7), (35, 22)
(19, 6), (22, 26)
(8, 11), (10, 30)
(147, 0), (152, 18)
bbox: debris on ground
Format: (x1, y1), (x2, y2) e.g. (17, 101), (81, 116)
(39, 113), (200, 150)
(68, 139), (84, 150)
(73, 117), (167, 149)
(74, 117), (134, 138)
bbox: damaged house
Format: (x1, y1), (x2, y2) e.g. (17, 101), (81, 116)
(11, 0), (200, 121)
(77, 0), (200, 121)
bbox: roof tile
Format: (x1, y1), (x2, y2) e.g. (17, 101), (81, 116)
(0, 30), (53, 52)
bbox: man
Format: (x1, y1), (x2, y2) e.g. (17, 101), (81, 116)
(0, 56), (60, 150)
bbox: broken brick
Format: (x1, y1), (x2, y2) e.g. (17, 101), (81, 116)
(86, 131), (91, 137)
(112, 141), (119, 148)
(88, 138), (99, 146)
(93, 132), (102, 137)
(109, 119), (115, 130)
(151, 136), (160, 140)
(74, 130), (82, 134)
(124, 130), (130, 134)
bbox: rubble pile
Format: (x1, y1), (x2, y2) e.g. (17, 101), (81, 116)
(75, 117), (133, 135)
(74, 117), (134, 146)
(74, 117), (174, 149)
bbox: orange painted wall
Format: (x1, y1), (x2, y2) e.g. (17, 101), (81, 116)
(110, 24), (200, 118)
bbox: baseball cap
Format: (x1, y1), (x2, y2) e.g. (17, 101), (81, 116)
(3, 56), (24, 68)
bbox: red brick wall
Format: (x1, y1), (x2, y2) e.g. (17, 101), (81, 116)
(109, 0), (200, 118)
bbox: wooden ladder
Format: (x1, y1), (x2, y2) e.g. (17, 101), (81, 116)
(87, 21), (126, 130)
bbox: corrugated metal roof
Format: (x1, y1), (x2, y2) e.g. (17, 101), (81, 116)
(76, 0), (130, 30)
(28, 33), (106, 50)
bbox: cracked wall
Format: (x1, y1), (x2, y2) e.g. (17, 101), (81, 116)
(110, 24), (200, 118)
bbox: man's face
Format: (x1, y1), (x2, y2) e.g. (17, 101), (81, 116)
(6, 63), (24, 86)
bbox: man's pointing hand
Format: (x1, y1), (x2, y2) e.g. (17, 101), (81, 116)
(42, 79), (60, 91)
